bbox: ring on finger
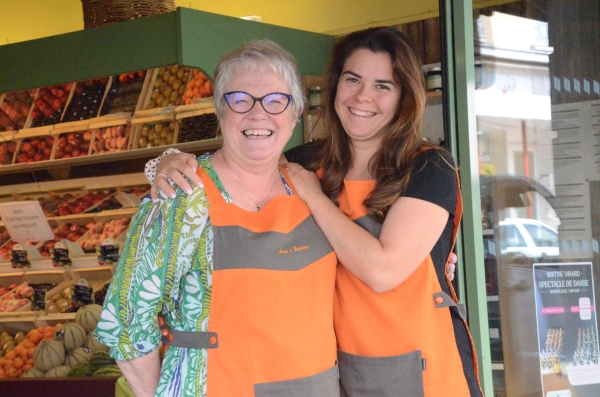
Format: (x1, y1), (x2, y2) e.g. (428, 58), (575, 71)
(156, 173), (169, 182)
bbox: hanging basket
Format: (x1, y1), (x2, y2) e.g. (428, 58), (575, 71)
(82, 0), (177, 29)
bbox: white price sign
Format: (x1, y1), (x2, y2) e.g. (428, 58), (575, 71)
(0, 201), (55, 243)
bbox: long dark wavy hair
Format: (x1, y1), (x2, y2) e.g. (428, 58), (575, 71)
(317, 27), (433, 222)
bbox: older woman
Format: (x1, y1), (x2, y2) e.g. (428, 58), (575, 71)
(95, 40), (339, 397)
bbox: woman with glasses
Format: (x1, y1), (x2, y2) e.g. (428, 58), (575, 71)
(144, 28), (480, 397)
(95, 40), (339, 397)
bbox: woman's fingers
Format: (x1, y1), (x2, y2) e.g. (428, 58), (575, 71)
(446, 252), (457, 281)
(151, 174), (176, 200)
(184, 154), (203, 188)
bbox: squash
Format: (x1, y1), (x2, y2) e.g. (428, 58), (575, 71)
(21, 368), (46, 378)
(33, 340), (66, 372)
(85, 330), (107, 352)
(55, 322), (86, 351)
(45, 365), (71, 377)
(75, 304), (103, 333)
(65, 347), (93, 368)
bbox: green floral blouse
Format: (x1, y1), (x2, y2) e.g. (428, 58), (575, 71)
(96, 154), (219, 397)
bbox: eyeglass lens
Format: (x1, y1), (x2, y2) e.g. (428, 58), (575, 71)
(224, 92), (291, 115)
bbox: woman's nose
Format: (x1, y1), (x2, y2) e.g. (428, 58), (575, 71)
(354, 85), (372, 102)
(248, 100), (269, 118)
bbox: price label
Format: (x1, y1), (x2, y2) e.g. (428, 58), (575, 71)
(96, 245), (120, 266)
(49, 247), (72, 267)
(9, 249), (30, 269)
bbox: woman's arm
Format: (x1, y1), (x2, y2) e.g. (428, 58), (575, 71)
(116, 348), (161, 397)
(145, 142), (324, 200)
(284, 158), (452, 293)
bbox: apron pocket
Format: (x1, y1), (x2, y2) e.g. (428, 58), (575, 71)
(254, 364), (340, 397)
(338, 349), (424, 397)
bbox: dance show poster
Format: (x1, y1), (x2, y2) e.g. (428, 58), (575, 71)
(534, 262), (600, 397)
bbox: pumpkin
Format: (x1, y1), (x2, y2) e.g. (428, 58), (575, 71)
(66, 347), (93, 368)
(55, 322), (86, 351)
(75, 304), (103, 333)
(45, 365), (71, 377)
(85, 331), (107, 352)
(33, 340), (66, 372)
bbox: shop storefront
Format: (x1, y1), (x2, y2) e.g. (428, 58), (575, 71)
(0, 1), (598, 396)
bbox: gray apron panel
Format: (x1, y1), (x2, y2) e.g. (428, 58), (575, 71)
(213, 216), (333, 271)
(353, 215), (382, 238)
(338, 350), (424, 397)
(254, 364), (340, 397)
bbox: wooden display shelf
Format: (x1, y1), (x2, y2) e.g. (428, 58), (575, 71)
(35, 312), (76, 325)
(0, 138), (221, 175)
(46, 207), (137, 223)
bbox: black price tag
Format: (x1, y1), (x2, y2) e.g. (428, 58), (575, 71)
(9, 249), (30, 269)
(96, 244), (120, 266)
(49, 247), (72, 267)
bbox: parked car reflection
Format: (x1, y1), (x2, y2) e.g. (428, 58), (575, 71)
(498, 218), (559, 258)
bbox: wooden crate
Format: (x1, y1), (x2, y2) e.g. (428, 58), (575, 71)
(130, 113), (177, 150)
(43, 267), (113, 316)
(88, 116), (133, 154)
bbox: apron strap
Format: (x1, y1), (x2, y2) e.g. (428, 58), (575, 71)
(433, 291), (466, 320)
(161, 322), (219, 349)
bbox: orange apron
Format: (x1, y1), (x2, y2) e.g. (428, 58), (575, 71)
(164, 166), (339, 397)
(334, 176), (482, 397)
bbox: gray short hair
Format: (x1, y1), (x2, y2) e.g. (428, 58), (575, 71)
(213, 39), (305, 119)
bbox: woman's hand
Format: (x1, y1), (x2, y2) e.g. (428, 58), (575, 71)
(283, 162), (325, 203)
(151, 153), (202, 200)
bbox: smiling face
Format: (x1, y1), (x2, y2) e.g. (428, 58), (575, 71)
(334, 49), (400, 147)
(219, 65), (297, 165)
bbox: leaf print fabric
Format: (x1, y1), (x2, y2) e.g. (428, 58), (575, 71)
(95, 154), (219, 397)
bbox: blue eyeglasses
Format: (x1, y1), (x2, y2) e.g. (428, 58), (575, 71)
(223, 91), (294, 115)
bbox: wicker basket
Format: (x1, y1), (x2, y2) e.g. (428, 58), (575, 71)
(82, 0), (177, 29)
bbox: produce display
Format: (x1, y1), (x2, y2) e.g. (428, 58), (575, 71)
(0, 282), (18, 299)
(30, 83), (72, 127)
(15, 135), (55, 163)
(0, 326), (58, 378)
(45, 287), (73, 314)
(55, 131), (92, 159)
(0, 229), (9, 246)
(0, 89), (37, 131)
(146, 65), (191, 109)
(182, 68), (213, 104)
(0, 283), (32, 312)
(27, 193), (75, 217)
(0, 139), (17, 165)
(52, 190), (114, 217)
(137, 120), (176, 149)
(78, 218), (130, 252)
(61, 78), (109, 122)
(178, 112), (218, 143)
(100, 71), (147, 115)
(0, 302), (115, 378)
(91, 124), (131, 154)
(0, 241), (16, 261)
(35, 222), (89, 258)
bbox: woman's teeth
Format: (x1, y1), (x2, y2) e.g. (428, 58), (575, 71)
(243, 129), (273, 138)
(349, 108), (376, 117)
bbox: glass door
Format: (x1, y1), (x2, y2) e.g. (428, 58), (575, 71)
(472, 1), (600, 396)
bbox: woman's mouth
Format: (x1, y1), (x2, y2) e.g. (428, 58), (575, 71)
(243, 129), (273, 138)
(349, 107), (376, 117)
